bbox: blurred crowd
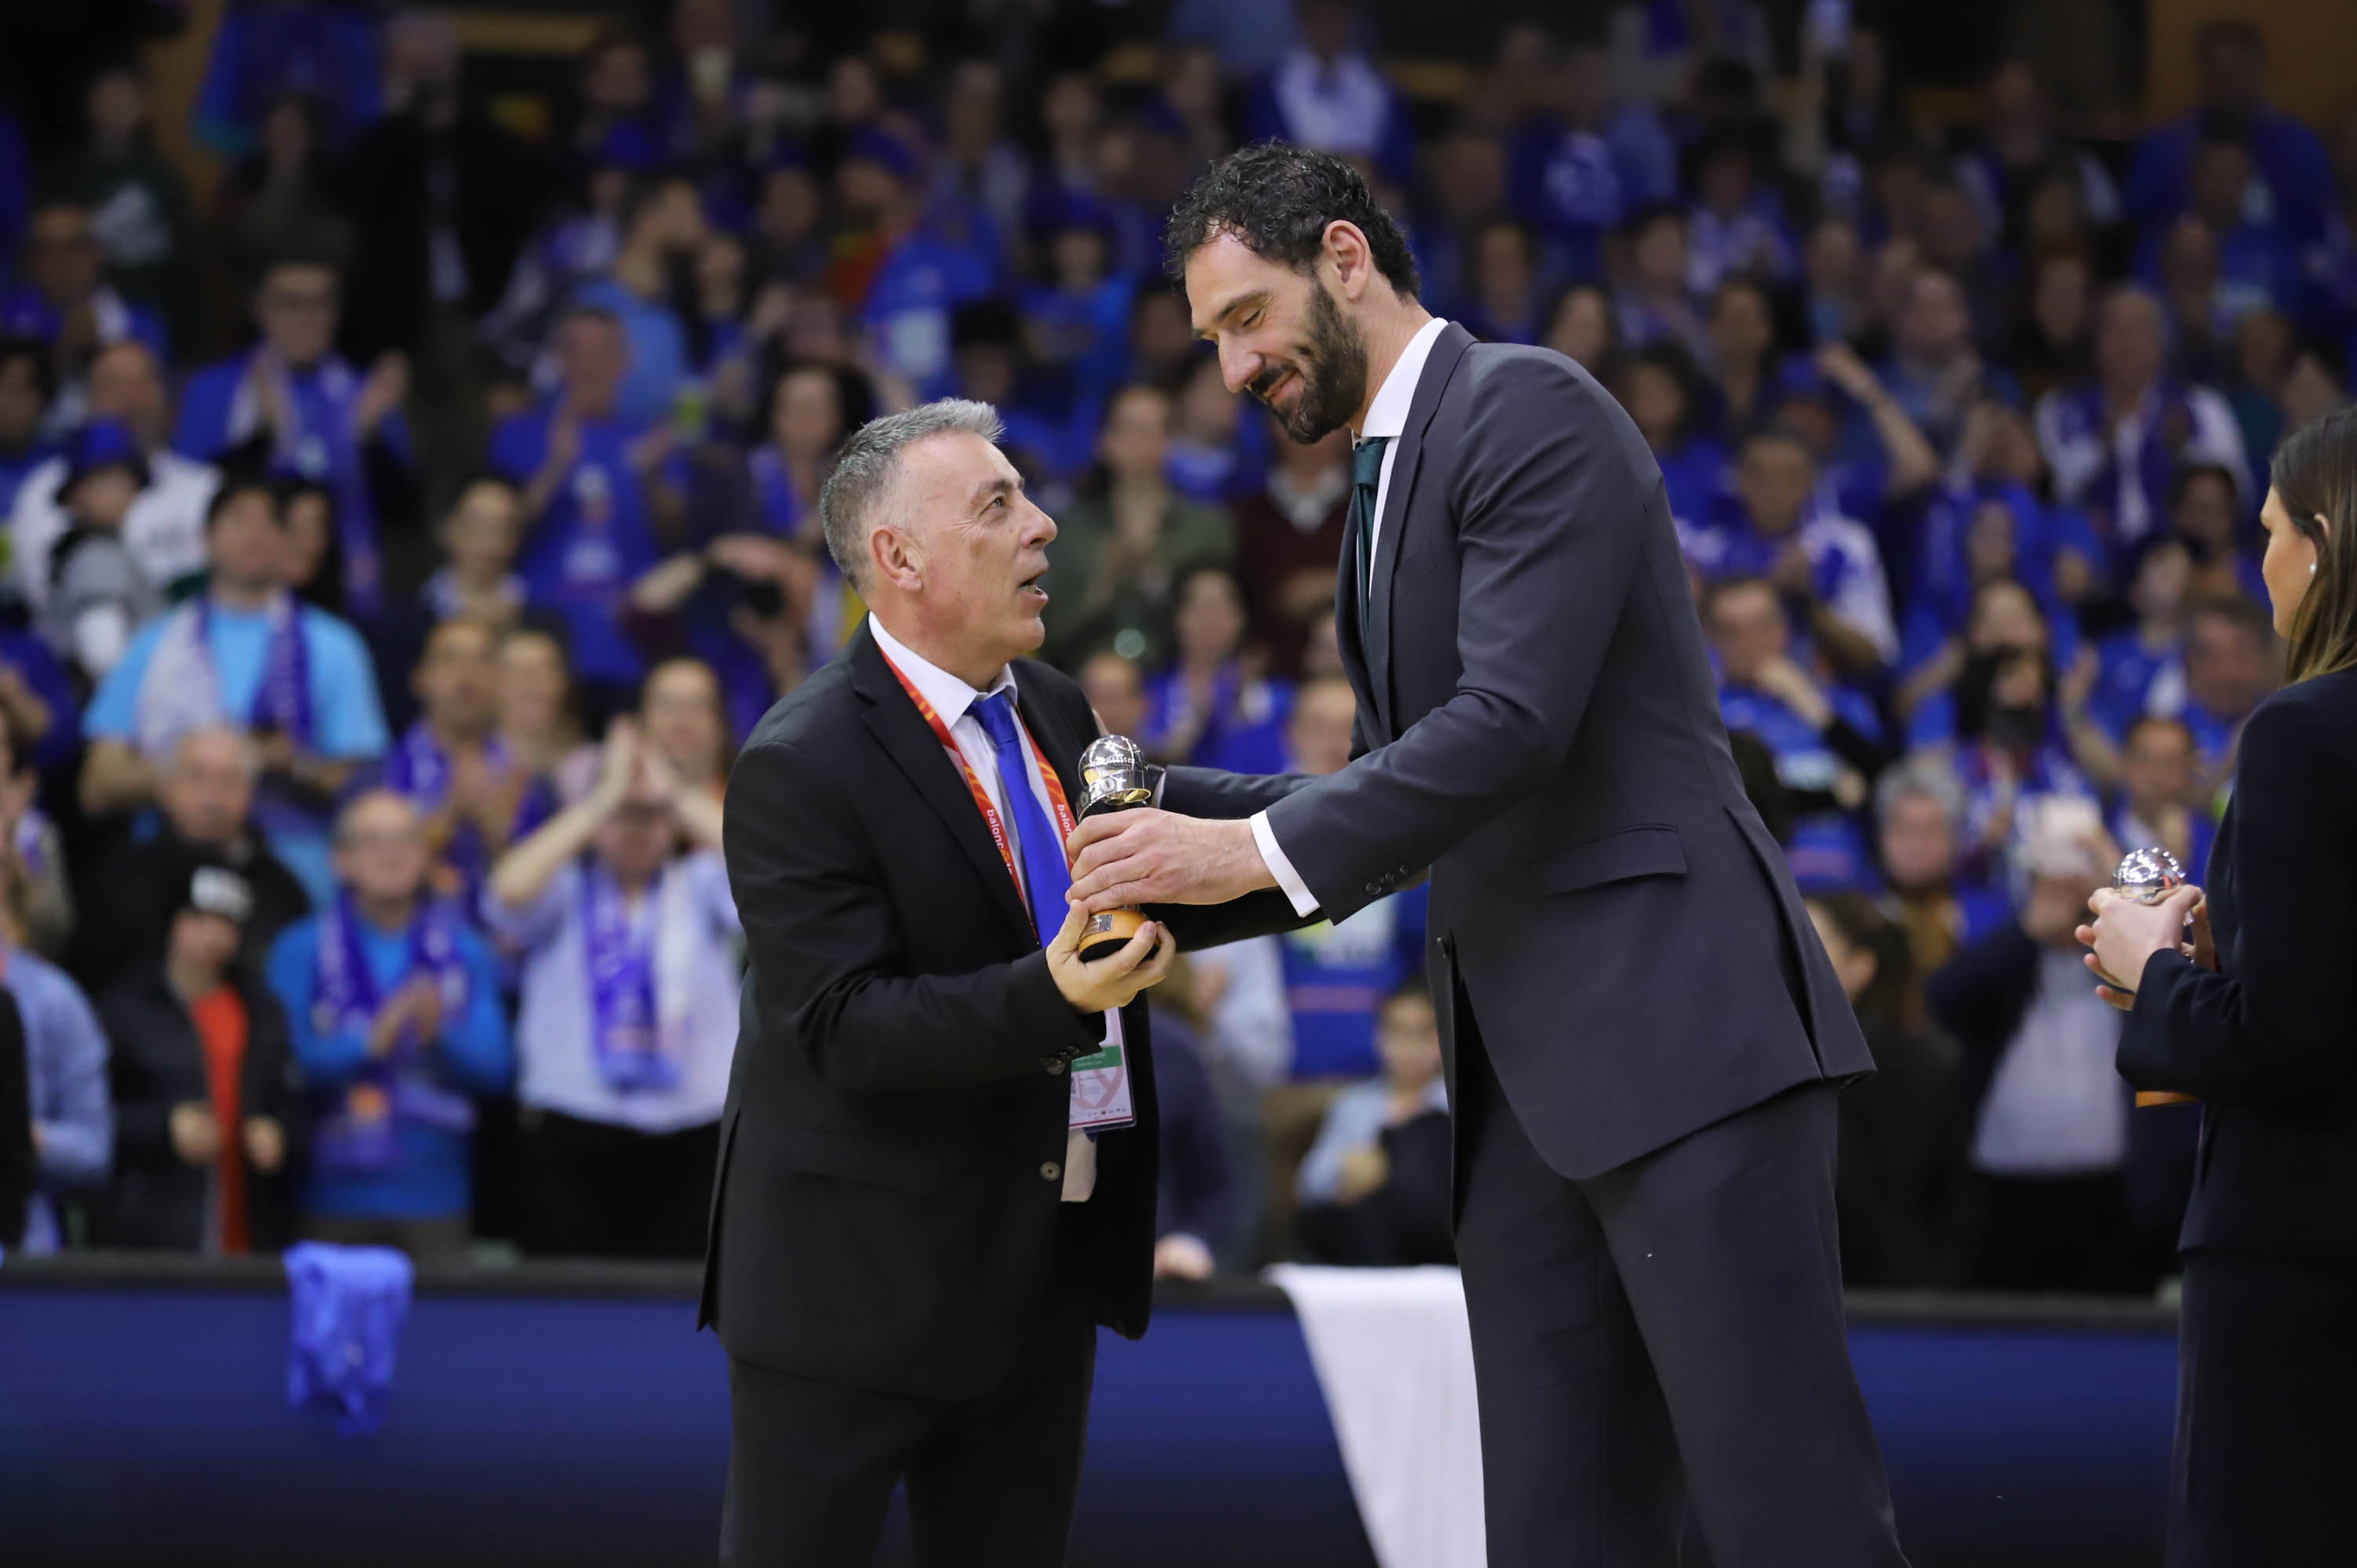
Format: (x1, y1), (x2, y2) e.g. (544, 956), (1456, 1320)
(1, 0), (2350, 1295)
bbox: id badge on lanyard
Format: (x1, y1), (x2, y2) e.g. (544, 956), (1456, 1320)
(1068, 1041), (1134, 1132)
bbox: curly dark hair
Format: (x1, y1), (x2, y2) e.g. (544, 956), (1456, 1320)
(1163, 141), (1420, 299)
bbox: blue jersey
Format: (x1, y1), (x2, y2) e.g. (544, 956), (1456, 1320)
(569, 280), (690, 432)
(1717, 680), (1883, 893)
(176, 350), (409, 618)
(1281, 884), (1429, 1080)
(863, 217), (1002, 400)
(488, 404), (682, 686)
(194, 4), (383, 157)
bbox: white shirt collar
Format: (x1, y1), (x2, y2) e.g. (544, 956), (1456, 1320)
(869, 614), (1015, 728)
(1356, 315), (1451, 442)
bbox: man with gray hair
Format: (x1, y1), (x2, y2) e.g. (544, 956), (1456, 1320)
(706, 398), (1301, 1564)
(70, 725), (311, 987)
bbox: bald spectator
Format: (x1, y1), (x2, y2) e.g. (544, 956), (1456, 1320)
(266, 789), (510, 1262)
(70, 725), (311, 989)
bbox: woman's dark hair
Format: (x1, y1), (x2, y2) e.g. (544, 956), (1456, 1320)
(755, 359), (876, 455)
(1080, 379), (1174, 499)
(274, 477), (345, 615)
(1163, 142), (1421, 299)
(1619, 342), (1708, 445)
(0, 334), (58, 406)
(1956, 643), (2057, 746)
(638, 652), (735, 775)
(1807, 891), (1916, 1038)
(2269, 405), (2357, 684)
(1543, 281), (1618, 349)
(204, 467), (282, 530)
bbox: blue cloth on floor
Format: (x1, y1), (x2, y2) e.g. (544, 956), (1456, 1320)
(285, 1243), (414, 1436)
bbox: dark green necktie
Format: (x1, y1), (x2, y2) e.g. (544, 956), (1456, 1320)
(1349, 435), (1391, 633)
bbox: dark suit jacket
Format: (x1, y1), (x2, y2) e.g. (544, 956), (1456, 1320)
(94, 964), (304, 1252)
(2121, 667), (2357, 1260)
(705, 624), (1297, 1400)
(1165, 323), (1874, 1179)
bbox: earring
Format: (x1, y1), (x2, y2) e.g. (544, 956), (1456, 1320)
(2312, 564), (2319, 576)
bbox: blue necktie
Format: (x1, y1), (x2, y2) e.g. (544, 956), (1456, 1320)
(1349, 435), (1391, 635)
(971, 691), (1072, 948)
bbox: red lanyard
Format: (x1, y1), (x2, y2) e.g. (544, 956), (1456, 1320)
(881, 651), (1077, 902)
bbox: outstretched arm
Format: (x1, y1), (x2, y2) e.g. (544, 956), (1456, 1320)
(1070, 355), (1645, 925)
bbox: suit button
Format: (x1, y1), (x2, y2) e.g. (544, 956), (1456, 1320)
(1046, 1058), (1066, 1075)
(1040, 1161), (1062, 1182)
(1364, 881), (1383, 896)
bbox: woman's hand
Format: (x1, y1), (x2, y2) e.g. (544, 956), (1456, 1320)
(2079, 884), (2203, 1010)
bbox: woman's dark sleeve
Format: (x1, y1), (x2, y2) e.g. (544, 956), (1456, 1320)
(1823, 714), (1898, 782)
(2121, 698), (2357, 1106)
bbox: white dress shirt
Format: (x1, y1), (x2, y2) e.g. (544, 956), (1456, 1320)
(871, 614), (1109, 1201)
(1251, 314), (1451, 918)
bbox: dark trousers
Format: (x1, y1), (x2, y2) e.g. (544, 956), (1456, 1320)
(518, 1109), (720, 1260)
(2170, 1249), (2357, 1567)
(1454, 1029), (1909, 1568)
(719, 1221), (1099, 1568)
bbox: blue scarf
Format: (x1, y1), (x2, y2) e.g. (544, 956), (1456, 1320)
(580, 862), (675, 1094)
(208, 593), (314, 747)
(309, 895), (476, 1175)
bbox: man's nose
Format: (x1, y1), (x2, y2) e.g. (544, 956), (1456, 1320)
(1026, 499), (1058, 544)
(1217, 339), (1260, 395)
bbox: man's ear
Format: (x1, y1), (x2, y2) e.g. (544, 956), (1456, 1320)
(1324, 220), (1376, 302)
(870, 525), (921, 595)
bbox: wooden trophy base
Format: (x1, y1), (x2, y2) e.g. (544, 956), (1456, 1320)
(2136, 1091), (2198, 1108)
(1079, 906), (1147, 963)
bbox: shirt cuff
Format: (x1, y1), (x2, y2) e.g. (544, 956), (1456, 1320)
(1251, 810), (1319, 919)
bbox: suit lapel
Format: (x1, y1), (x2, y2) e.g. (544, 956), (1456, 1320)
(1364, 324), (1474, 737)
(849, 625), (1035, 943)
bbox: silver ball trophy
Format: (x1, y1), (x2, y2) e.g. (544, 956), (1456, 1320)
(1076, 735), (1154, 962)
(2112, 845), (2185, 906)
(2113, 844), (2196, 1106)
